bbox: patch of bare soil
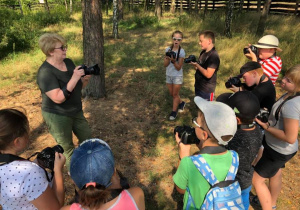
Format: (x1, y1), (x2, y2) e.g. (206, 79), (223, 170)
(0, 70), (299, 209)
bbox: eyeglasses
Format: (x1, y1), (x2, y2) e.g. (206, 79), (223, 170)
(173, 37), (182, 41)
(192, 117), (211, 138)
(54, 45), (68, 51)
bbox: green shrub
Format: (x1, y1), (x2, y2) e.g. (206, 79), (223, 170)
(119, 15), (158, 30)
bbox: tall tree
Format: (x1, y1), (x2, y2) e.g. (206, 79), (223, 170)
(18, 0), (23, 15)
(118, 0), (123, 20)
(170, 0), (175, 13)
(239, 0), (244, 12)
(64, 0), (68, 11)
(44, 0), (50, 13)
(155, 0), (162, 19)
(195, 0), (199, 13)
(256, 0), (272, 36)
(225, 0), (234, 38)
(180, 0), (183, 14)
(70, 0), (73, 13)
(82, 0), (106, 98)
(204, 0), (208, 19)
(113, 0), (119, 38)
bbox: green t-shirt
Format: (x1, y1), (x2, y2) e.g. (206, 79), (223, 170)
(37, 58), (83, 116)
(173, 151), (232, 210)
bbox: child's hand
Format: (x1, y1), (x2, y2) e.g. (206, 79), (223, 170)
(228, 85), (240, 92)
(189, 61), (198, 69)
(54, 152), (66, 172)
(175, 132), (191, 159)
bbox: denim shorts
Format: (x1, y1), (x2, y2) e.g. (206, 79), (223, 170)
(166, 75), (183, 85)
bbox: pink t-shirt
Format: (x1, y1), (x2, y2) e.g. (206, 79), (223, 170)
(70, 190), (139, 210)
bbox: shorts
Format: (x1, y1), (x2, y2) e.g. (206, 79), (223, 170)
(166, 75), (183, 85)
(254, 139), (297, 178)
(195, 89), (214, 101)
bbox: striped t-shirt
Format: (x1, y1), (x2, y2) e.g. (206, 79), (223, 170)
(259, 56), (282, 85)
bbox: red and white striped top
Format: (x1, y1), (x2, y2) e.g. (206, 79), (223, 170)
(259, 56), (282, 85)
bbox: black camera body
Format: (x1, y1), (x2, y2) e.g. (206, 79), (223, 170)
(184, 55), (197, 63)
(174, 125), (200, 145)
(37, 145), (64, 171)
(166, 51), (176, 59)
(256, 109), (269, 123)
(225, 76), (242, 88)
(79, 64), (100, 75)
(243, 45), (258, 56)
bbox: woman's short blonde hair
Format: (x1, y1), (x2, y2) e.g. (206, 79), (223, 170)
(39, 33), (66, 56)
(285, 64), (300, 93)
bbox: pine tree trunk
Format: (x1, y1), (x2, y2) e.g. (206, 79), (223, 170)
(180, 0), (183, 14)
(82, 0), (106, 98)
(113, 0), (119, 38)
(64, 0), (68, 11)
(256, 0), (272, 36)
(155, 0), (162, 19)
(257, 0), (261, 12)
(18, 0), (23, 16)
(170, 0), (175, 13)
(118, 0), (123, 20)
(239, 0), (244, 12)
(195, 0), (199, 13)
(70, 0), (73, 13)
(225, 0), (234, 38)
(44, 0), (50, 13)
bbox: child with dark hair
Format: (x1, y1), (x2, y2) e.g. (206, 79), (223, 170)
(0, 108), (65, 209)
(61, 138), (145, 210)
(189, 30), (220, 101)
(164, 30), (186, 120)
(217, 91), (263, 209)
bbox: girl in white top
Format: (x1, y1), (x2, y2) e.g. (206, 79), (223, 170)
(254, 64), (300, 210)
(164, 30), (186, 121)
(0, 108), (65, 210)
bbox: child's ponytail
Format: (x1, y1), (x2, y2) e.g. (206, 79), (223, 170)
(79, 184), (111, 209)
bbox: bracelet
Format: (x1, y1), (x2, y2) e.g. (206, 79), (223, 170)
(62, 86), (72, 100)
(266, 122), (270, 130)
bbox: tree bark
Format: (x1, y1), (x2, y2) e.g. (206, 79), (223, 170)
(170, 0), (175, 13)
(256, 0), (272, 36)
(18, 0), (23, 16)
(113, 0), (119, 38)
(64, 0), (68, 11)
(195, 0), (199, 13)
(225, 0), (234, 38)
(155, 0), (162, 19)
(118, 0), (123, 20)
(295, 0), (299, 16)
(44, 0), (50, 13)
(82, 0), (106, 98)
(180, 0), (183, 14)
(204, 0), (208, 19)
(239, 0), (244, 12)
(257, 0), (261, 12)
(129, 0), (133, 11)
(70, 0), (73, 13)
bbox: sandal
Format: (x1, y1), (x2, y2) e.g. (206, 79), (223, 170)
(250, 195), (261, 206)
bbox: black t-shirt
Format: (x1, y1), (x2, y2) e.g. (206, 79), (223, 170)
(225, 126), (262, 190)
(251, 77), (276, 112)
(194, 47), (220, 93)
(37, 58), (83, 116)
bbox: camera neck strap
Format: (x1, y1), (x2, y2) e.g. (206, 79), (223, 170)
(258, 74), (267, 85)
(171, 45), (181, 61)
(197, 146), (227, 155)
(0, 154), (25, 166)
(273, 92), (300, 125)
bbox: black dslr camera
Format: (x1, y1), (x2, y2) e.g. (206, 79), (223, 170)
(174, 125), (200, 145)
(166, 51), (176, 59)
(79, 64), (100, 75)
(243, 45), (258, 56)
(184, 55), (197, 63)
(256, 109), (269, 123)
(225, 76), (242, 88)
(37, 145), (64, 171)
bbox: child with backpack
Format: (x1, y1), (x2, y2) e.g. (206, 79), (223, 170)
(173, 97), (244, 209)
(164, 30), (186, 121)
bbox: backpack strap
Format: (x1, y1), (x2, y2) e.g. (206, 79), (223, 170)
(0, 154), (25, 166)
(225, 150), (239, 181)
(185, 187), (197, 210)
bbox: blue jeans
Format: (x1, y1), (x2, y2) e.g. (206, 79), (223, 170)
(241, 185), (252, 210)
(195, 89), (214, 101)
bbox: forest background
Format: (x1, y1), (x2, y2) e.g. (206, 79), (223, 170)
(0, 0), (300, 209)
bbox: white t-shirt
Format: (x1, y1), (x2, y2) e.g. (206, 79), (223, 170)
(266, 94), (300, 155)
(165, 46), (186, 77)
(0, 161), (48, 210)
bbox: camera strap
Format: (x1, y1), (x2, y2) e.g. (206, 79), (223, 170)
(238, 124), (255, 129)
(0, 154), (25, 166)
(170, 45), (181, 61)
(258, 74), (267, 85)
(273, 92), (300, 126)
(196, 146), (227, 155)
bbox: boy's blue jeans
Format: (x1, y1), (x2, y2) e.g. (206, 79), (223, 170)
(241, 185), (252, 210)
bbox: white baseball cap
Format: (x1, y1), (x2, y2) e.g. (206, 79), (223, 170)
(253, 35), (282, 52)
(194, 97), (237, 145)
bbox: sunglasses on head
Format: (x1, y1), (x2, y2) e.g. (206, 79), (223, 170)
(54, 45), (68, 51)
(173, 37), (182, 41)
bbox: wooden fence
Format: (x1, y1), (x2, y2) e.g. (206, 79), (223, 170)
(1, 0), (299, 15)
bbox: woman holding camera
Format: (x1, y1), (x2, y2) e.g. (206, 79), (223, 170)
(61, 138), (145, 210)
(164, 30), (186, 121)
(0, 108), (65, 209)
(252, 65), (300, 210)
(37, 33), (92, 170)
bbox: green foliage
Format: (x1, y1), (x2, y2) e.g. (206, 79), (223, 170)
(119, 15), (159, 30)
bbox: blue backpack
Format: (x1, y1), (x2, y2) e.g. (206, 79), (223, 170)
(186, 150), (245, 210)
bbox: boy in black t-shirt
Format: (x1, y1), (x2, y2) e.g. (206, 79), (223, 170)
(189, 30), (220, 101)
(217, 91), (262, 210)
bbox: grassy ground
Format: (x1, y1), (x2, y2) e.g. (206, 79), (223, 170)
(0, 8), (300, 209)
